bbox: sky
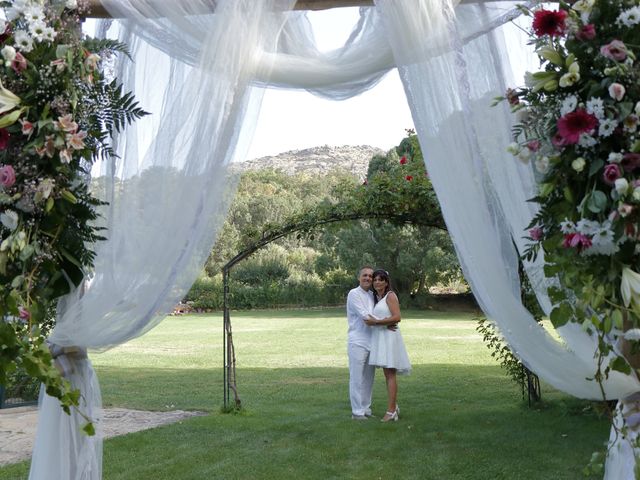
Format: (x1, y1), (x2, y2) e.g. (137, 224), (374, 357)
(245, 7), (415, 160)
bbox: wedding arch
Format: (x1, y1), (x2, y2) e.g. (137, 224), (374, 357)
(22, 1), (640, 479)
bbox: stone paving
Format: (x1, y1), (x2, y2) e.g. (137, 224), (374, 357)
(0, 406), (205, 466)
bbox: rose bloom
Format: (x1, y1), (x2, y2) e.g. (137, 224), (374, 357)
(11, 52), (26, 73)
(405, 175), (413, 181)
(557, 109), (598, 144)
(600, 40), (628, 61)
(0, 164), (16, 187)
(603, 163), (622, 185)
(576, 24), (596, 41)
(532, 9), (568, 37)
(18, 306), (30, 321)
(0, 128), (9, 150)
(619, 203), (634, 218)
(609, 82), (626, 101)
(399, 156), (407, 165)
(622, 153), (640, 173)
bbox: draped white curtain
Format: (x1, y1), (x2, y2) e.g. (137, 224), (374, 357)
(28, 1), (639, 478)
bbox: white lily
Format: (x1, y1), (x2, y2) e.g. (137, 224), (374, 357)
(0, 79), (21, 115)
(621, 267), (640, 307)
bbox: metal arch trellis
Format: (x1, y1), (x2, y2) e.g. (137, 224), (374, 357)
(221, 210), (447, 410)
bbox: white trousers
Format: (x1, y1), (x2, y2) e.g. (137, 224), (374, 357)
(348, 343), (375, 416)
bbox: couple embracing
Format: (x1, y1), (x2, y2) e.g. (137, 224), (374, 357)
(346, 266), (411, 422)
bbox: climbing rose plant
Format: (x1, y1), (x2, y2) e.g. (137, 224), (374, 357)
(0, 0), (147, 413)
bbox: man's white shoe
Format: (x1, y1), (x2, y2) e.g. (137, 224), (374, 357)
(351, 414), (368, 420)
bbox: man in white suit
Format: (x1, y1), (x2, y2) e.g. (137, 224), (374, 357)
(346, 266), (375, 419)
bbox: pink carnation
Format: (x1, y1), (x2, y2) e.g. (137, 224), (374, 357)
(562, 232), (592, 251)
(557, 109), (598, 144)
(529, 227), (543, 241)
(601, 40), (628, 61)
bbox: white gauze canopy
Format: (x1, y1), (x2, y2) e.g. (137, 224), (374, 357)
(28, 1), (640, 478)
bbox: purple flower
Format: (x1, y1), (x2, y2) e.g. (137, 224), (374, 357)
(622, 153), (640, 173)
(529, 227), (543, 241)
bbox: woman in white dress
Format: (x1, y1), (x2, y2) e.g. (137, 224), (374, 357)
(365, 269), (411, 422)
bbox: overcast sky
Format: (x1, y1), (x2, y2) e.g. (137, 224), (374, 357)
(245, 7), (414, 160)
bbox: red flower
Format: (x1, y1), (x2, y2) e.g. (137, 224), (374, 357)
(399, 156), (407, 165)
(527, 140), (541, 152)
(529, 227), (543, 241)
(576, 24), (596, 41)
(405, 175), (413, 181)
(11, 52), (26, 73)
(557, 109), (598, 144)
(622, 153), (640, 173)
(532, 9), (568, 37)
(0, 129), (9, 150)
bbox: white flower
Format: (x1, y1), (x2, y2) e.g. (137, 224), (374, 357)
(1, 46), (16, 66)
(560, 219), (576, 234)
(535, 156), (549, 174)
(0, 79), (21, 115)
(41, 27), (56, 42)
(585, 225), (618, 255)
(609, 152), (623, 163)
(615, 178), (630, 195)
(576, 218), (600, 235)
(617, 6), (640, 27)
(0, 19), (7, 35)
(609, 83), (626, 101)
(573, 0), (595, 22)
(0, 210), (18, 231)
(624, 329), (640, 341)
(560, 63), (580, 88)
(561, 95), (578, 116)
(586, 97), (605, 119)
(578, 134), (597, 148)
(572, 157), (586, 172)
(29, 20), (48, 42)
(633, 187), (640, 202)
(621, 267), (640, 307)
(599, 119), (618, 138)
(23, 5), (45, 23)
(37, 178), (55, 199)
(13, 30), (33, 53)
(506, 142), (520, 155)
(517, 147), (532, 163)
(84, 53), (100, 71)
(635, 102), (640, 117)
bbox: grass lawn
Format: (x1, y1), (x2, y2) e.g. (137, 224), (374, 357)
(0, 308), (608, 479)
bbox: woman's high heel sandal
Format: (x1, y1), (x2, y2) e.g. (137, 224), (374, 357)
(381, 408), (399, 422)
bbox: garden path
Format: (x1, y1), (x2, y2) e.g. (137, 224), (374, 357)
(0, 406), (205, 465)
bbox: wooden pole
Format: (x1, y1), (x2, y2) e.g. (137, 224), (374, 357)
(85, 0), (374, 18)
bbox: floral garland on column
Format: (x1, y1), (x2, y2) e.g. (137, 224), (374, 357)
(0, 0), (146, 413)
(501, 0), (640, 472)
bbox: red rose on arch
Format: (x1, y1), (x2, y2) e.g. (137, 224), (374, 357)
(532, 9), (568, 37)
(405, 175), (413, 181)
(399, 156), (407, 165)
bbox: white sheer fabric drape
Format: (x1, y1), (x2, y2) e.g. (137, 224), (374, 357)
(28, 1), (640, 478)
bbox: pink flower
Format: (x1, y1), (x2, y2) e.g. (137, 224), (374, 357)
(576, 24), (596, 41)
(532, 9), (568, 37)
(562, 232), (592, 251)
(11, 52), (26, 73)
(622, 153), (640, 173)
(0, 128), (9, 150)
(50, 58), (66, 73)
(529, 227), (543, 241)
(19, 119), (33, 136)
(551, 133), (567, 149)
(18, 306), (30, 321)
(66, 130), (86, 150)
(601, 40), (628, 61)
(399, 156), (407, 165)
(603, 163), (622, 185)
(405, 175), (413, 181)
(609, 83), (626, 101)
(59, 149), (72, 164)
(557, 109), (598, 144)
(35, 135), (56, 158)
(0, 164), (15, 187)
(619, 203), (634, 218)
(527, 140), (541, 152)
(54, 114), (77, 133)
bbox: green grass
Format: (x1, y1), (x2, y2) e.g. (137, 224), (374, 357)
(0, 308), (609, 479)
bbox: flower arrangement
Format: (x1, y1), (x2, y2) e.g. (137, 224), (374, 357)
(0, 0), (147, 413)
(503, 0), (640, 377)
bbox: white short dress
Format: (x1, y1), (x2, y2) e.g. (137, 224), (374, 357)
(368, 293), (411, 374)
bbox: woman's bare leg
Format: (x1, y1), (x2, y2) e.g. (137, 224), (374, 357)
(383, 367), (397, 413)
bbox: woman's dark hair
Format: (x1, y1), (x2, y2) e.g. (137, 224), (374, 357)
(372, 269), (393, 303)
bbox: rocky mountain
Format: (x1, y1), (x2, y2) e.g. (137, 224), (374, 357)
(235, 145), (386, 178)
